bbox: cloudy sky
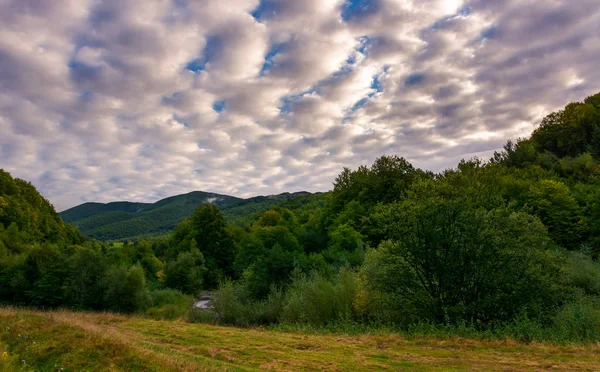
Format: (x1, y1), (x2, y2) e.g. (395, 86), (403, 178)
(0, 0), (599, 211)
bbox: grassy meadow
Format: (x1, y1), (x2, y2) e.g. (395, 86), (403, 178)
(2, 307), (600, 371)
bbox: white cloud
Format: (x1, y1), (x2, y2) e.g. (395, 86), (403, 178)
(0, 0), (598, 210)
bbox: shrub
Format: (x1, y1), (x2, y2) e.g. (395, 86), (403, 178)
(563, 251), (600, 296)
(146, 289), (194, 320)
(210, 281), (285, 326)
(280, 268), (358, 326)
(551, 298), (600, 342)
(164, 247), (206, 295)
(101, 264), (151, 313)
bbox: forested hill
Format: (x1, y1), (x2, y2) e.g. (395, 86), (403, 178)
(60, 190), (313, 241)
(0, 170), (83, 248)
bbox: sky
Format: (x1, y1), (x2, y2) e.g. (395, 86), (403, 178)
(0, 0), (599, 211)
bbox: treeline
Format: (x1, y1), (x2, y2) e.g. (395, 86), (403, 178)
(198, 91), (600, 341)
(1, 92), (600, 342)
(60, 190), (316, 241)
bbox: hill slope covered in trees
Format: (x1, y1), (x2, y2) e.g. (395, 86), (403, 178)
(0, 170), (84, 250)
(60, 191), (314, 241)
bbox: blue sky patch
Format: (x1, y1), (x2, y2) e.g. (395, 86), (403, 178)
(346, 35), (372, 65)
(371, 75), (382, 94)
(459, 6), (472, 17)
(357, 35), (372, 55)
(251, 0), (278, 21)
(341, 0), (381, 22)
(213, 100), (226, 113)
(405, 73), (425, 86)
(186, 58), (206, 73)
(173, 115), (189, 128)
(481, 25), (498, 40)
(260, 42), (287, 75)
(186, 35), (221, 73)
(351, 97), (368, 111)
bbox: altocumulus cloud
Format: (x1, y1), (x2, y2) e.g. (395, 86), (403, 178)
(0, 0), (599, 210)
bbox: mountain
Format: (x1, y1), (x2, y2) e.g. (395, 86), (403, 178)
(60, 190), (313, 241)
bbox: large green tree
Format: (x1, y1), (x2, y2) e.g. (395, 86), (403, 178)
(364, 191), (561, 325)
(165, 240), (206, 295)
(191, 204), (236, 286)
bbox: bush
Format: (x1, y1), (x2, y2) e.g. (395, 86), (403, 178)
(210, 281), (285, 326)
(563, 251), (600, 296)
(164, 247), (206, 295)
(208, 269), (360, 328)
(280, 268), (358, 326)
(500, 314), (546, 343)
(146, 289), (194, 320)
(551, 298), (600, 343)
(101, 264), (151, 313)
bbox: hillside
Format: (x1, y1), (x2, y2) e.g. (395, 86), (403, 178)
(60, 191), (313, 241)
(0, 170), (83, 247)
(2, 308), (599, 371)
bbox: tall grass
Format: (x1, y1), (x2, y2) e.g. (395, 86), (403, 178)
(279, 267), (358, 325)
(145, 288), (194, 320)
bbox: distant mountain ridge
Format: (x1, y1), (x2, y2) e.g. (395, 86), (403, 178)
(60, 190), (312, 241)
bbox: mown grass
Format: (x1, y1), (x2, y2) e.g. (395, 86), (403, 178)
(1, 307), (600, 371)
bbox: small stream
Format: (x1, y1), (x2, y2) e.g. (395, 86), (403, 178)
(193, 293), (212, 310)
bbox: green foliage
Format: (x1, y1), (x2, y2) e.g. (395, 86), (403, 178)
(257, 209), (283, 227)
(550, 298), (600, 342)
(364, 194), (561, 325)
(164, 243), (206, 295)
(562, 251), (600, 296)
(527, 180), (584, 249)
(3, 92), (600, 343)
(329, 156), (417, 212)
(280, 268), (358, 326)
(494, 139), (537, 168)
(65, 248), (107, 309)
(531, 94), (600, 158)
(60, 190), (313, 241)
(210, 280), (284, 326)
(24, 245), (69, 307)
(236, 225), (304, 299)
(591, 126), (600, 159)
(0, 169), (83, 245)
(321, 224), (365, 268)
(242, 243), (301, 299)
(146, 288), (194, 320)
(101, 264), (151, 313)
(191, 204), (236, 286)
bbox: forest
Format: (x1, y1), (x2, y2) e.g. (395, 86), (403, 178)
(59, 190), (314, 241)
(1, 92), (600, 343)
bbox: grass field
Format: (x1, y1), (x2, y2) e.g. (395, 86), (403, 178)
(1, 307), (600, 371)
